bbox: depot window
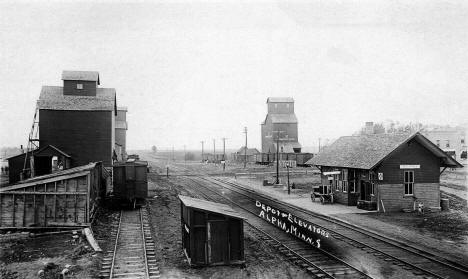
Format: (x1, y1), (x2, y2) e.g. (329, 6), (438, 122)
(349, 170), (356, 193)
(404, 171), (414, 195)
(77, 83), (83, 90)
(334, 174), (340, 191)
(342, 169), (348, 193)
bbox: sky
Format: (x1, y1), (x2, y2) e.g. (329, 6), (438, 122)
(1, 0), (467, 151)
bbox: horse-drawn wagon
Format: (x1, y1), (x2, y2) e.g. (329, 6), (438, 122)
(311, 185), (334, 204)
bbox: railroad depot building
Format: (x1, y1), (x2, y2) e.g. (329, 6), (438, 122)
(8, 71), (124, 184)
(261, 97), (301, 154)
(306, 132), (462, 212)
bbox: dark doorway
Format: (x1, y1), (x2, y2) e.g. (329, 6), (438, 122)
(34, 156), (52, 176)
(208, 221), (227, 264)
(360, 181), (372, 201)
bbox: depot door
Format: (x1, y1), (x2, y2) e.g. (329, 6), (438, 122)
(360, 181), (371, 201)
(207, 221), (227, 264)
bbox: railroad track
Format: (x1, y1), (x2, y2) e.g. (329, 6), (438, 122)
(202, 176), (468, 279)
(99, 207), (160, 279)
(180, 176), (370, 279)
(155, 161), (468, 278)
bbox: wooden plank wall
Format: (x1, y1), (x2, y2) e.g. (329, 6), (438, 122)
(0, 174), (90, 228)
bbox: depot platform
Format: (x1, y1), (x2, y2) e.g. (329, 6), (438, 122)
(225, 177), (374, 216)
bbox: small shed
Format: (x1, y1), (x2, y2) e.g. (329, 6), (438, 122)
(179, 195), (245, 266)
(112, 160), (148, 205)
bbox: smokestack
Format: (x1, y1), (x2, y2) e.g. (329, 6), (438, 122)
(20, 145), (24, 153)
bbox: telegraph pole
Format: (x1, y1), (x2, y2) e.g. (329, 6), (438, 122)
(221, 137), (227, 171)
(184, 145), (186, 166)
(221, 138), (227, 161)
(213, 138), (216, 163)
(200, 141), (204, 162)
(243, 127), (248, 168)
(318, 138), (321, 152)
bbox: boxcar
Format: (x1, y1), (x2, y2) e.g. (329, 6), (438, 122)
(255, 152), (313, 166)
(112, 160), (148, 208)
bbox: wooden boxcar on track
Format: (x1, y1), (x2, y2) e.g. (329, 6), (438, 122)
(112, 160), (148, 208)
(255, 152), (313, 167)
(179, 195), (245, 267)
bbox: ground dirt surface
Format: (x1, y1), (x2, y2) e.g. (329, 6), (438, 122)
(0, 231), (98, 279)
(146, 171), (311, 279)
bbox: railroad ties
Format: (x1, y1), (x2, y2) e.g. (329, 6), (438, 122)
(182, 176), (370, 279)
(207, 177), (468, 279)
(100, 207), (160, 279)
(248, 223), (368, 279)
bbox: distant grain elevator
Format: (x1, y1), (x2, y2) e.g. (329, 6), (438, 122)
(261, 97), (301, 153)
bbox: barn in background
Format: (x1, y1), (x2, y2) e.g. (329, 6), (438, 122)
(232, 146), (260, 163)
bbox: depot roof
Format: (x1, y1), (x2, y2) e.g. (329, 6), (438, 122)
(306, 132), (463, 169)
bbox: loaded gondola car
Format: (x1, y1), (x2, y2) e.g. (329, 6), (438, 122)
(112, 160), (148, 208)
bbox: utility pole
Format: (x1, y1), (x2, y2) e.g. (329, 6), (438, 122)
(287, 162), (291, 194)
(213, 138), (216, 164)
(200, 141), (204, 163)
(221, 137), (227, 171)
(243, 127), (248, 168)
(221, 138), (227, 161)
(184, 145), (186, 166)
(318, 138), (321, 153)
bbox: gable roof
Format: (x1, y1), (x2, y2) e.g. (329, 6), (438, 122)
(306, 132), (463, 169)
(267, 97), (294, 103)
(33, 144), (71, 158)
(179, 195), (246, 220)
(274, 142), (302, 153)
(271, 114), (298, 124)
(62, 70), (100, 84)
(236, 146), (260, 155)
(37, 86), (116, 111)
